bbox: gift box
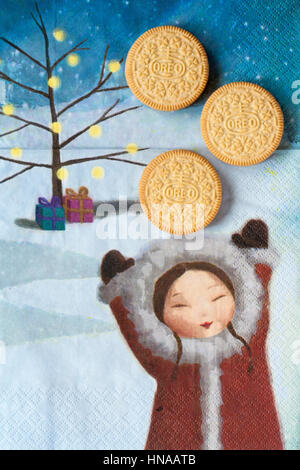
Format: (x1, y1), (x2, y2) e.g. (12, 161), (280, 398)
(63, 186), (94, 223)
(35, 196), (65, 230)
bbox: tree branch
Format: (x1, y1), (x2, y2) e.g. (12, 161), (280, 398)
(51, 39), (89, 71)
(0, 37), (46, 70)
(98, 58), (124, 89)
(0, 112), (52, 133)
(61, 148), (149, 167)
(57, 85), (94, 117)
(0, 71), (48, 98)
(32, 3), (48, 49)
(0, 149), (149, 168)
(0, 155), (51, 167)
(97, 85), (129, 93)
(0, 123), (30, 138)
(56, 46), (110, 117)
(57, 48), (124, 117)
(98, 156), (147, 167)
(100, 105), (141, 123)
(31, 12), (43, 33)
(98, 45), (109, 86)
(59, 99), (120, 149)
(0, 165), (35, 184)
(35, 2), (47, 33)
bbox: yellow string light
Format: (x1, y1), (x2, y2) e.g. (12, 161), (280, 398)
(108, 60), (121, 73)
(53, 29), (66, 42)
(10, 147), (22, 158)
(126, 143), (138, 154)
(48, 76), (61, 89)
(2, 103), (14, 115)
(56, 167), (68, 180)
(89, 125), (102, 138)
(50, 122), (62, 133)
(67, 53), (80, 67)
(91, 166), (105, 179)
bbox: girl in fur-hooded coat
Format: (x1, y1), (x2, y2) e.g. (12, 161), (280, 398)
(99, 220), (283, 451)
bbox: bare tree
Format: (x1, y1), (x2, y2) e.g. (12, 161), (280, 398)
(0, 2), (147, 200)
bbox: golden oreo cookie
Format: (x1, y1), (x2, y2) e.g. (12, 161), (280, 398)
(201, 82), (284, 166)
(139, 150), (221, 235)
(125, 26), (209, 111)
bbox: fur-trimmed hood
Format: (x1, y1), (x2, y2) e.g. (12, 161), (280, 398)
(99, 236), (277, 367)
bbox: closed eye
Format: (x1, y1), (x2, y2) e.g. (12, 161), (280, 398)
(171, 304), (189, 308)
(212, 294), (227, 302)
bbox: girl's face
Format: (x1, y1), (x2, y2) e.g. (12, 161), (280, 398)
(163, 270), (235, 338)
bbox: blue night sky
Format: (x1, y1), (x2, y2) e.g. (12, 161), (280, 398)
(0, 0), (299, 141)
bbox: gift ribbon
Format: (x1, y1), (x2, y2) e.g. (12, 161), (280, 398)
(65, 186), (89, 198)
(63, 186), (93, 223)
(38, 196), (61, 207)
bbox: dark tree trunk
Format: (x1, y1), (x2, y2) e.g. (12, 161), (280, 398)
(51, 135), (62, 201)
(41, 14), (63, 202)
(48, 84), (63, 201)
(48, 82), (62, 200)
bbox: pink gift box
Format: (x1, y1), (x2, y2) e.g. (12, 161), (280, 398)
(66, 211), (94, 223)
(64, 197), (93, 210)
(63, 186), (94, 223)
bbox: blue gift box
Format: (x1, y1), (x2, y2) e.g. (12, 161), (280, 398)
(35, 196), (65, 230)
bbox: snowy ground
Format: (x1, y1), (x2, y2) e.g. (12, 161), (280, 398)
(0, 331), (156, 450)
(0, 101), (299, 449)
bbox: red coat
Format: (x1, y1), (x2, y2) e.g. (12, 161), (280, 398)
(109, 264), (283, 450)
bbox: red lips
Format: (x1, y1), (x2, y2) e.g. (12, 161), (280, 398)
(200, 321), (213, 329)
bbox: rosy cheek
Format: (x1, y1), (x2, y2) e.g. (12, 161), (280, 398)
(164, 308), (193, 335)
(225, 301), (235, 323)
(164, 308), (181, 329)
(215, 299), (235, 325)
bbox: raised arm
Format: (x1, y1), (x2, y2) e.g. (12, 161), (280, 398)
(100, 250), (160, 378)
(109, 295), (160, 377)
(250, 263), (272, 350)
(231, 219), (274, 350)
